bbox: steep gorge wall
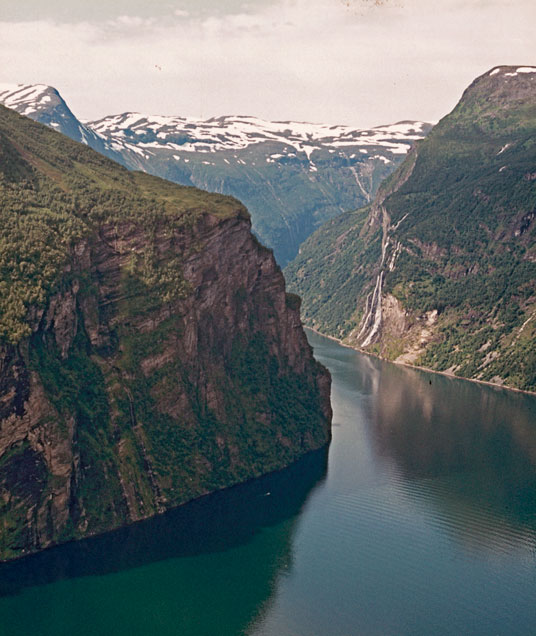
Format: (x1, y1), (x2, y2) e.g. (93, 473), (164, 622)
(0, 211), (331, 562)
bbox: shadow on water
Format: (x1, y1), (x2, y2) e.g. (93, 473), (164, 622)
(0, 447), (328, 599)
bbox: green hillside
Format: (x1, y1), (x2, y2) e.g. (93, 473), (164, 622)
(286, 66), (536, 391)
(0, 104), (242, 344)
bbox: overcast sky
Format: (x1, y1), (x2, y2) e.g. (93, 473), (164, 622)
(1, 0), (534, 128)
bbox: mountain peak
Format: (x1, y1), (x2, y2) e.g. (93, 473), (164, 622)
(460, 65), (536, 107)
(436, 65), (536, 133)
(0, 83), (62, 117)
(285, 66), (536, 391)
(0, 82), (127, 164)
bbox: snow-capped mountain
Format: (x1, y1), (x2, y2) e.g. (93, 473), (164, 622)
(88, 111), (427, 158)
(0, 83), (431, 263)
(0, 83), (125, 164)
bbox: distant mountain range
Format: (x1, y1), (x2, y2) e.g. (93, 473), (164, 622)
(285, 65), (536, 391)
(0, 83), (430, 264)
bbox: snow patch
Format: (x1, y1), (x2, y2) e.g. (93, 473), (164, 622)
(0, 84), (53, 108)
(373, 155), (392, 164)
(489, 66), (536, 77)
(88, 112), (427, 157)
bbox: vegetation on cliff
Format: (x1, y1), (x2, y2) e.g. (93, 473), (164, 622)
(286, 66), (536, 391)
(0, 106), (331, 561)
(0, 104), (244, 344)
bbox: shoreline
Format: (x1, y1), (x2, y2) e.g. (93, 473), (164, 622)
(304, 325), (536, 398)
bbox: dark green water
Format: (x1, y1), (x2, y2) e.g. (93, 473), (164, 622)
(1, 329), (536, 635)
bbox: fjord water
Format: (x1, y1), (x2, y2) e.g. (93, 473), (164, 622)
(1, 331), (536, 635)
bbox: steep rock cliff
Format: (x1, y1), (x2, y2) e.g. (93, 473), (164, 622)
(0, 105), (331, 561)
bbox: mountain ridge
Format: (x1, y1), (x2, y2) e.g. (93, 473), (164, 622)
(0, 83), (125, 164)
(0, 82), (430, 264)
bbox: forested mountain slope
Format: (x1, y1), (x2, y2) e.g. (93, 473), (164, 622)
(286, 66), (536, 391)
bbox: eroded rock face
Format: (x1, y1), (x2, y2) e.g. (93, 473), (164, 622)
(0, 212), (331, 562)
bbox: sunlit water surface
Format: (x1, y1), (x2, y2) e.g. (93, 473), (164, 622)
(1, 330), (535, 635)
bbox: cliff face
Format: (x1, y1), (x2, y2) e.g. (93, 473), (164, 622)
(286, 66), (536, 391)
(0, 106), (331, 561)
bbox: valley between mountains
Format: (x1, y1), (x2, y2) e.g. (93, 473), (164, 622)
(0, 63), (535, 563)
(0, 82), (430, 265)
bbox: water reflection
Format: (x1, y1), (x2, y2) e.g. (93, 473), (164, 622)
(369, 359), (536, 550)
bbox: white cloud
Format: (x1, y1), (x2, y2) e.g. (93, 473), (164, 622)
(0, 0), (534, 127)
